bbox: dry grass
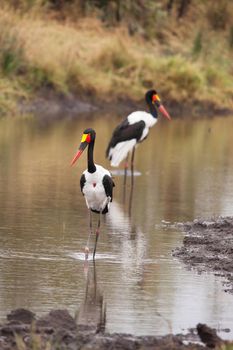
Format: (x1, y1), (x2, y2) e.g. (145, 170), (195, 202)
(0, 3), (232, 116)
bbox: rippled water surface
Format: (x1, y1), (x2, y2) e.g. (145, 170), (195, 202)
(0, 114), (233, 338)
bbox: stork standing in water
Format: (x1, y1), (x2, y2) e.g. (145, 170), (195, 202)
(106, 90), (171, 186)
(71, 128), (115, 260)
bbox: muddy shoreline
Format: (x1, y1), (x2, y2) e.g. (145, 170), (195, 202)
(173, 216), (233, 294)
(19, 89), (233, 121)
(0, 308), (230, 350)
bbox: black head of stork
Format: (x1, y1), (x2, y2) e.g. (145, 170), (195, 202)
(145, 90), (171, 121)
(71, 128), (96, 173)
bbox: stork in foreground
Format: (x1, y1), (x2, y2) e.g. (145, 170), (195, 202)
(71, 128), (115, 260)
(106, 89), (171, 183)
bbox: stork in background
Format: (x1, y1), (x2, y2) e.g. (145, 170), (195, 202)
(106, 90), (171, 190)
(71, 128), (115, 260)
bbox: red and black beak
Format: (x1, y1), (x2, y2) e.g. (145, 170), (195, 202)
(70, 133), (90, 166)
(152, 94), (171, 121)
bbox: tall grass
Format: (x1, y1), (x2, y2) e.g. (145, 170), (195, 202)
(192, 31), (203, 58)
(0, 2), (232, 116)
(206, 1), (230, 31)
(220, 345), (233, 350)
(229, 26), (233, 49)
(0, 15), (26, 76)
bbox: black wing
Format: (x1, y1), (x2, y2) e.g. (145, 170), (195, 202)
(102, 174), (115, 201)
(106, 119), (145, 158)
(102, 174), (115, 214)
(80, 174), (86, 195)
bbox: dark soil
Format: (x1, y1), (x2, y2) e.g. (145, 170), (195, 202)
(18, 88), (233, 121)
(0, 308), (230, 350)
(173, 216), (233, 293)
(18, 89), (139, 122)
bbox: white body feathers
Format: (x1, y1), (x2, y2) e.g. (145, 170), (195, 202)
(82, 165), (112, 212)
(109, 111), (157, 167)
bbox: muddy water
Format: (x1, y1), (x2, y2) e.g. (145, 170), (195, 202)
(0, 115), (233, 338)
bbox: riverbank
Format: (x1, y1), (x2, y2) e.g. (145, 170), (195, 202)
(173, 217), (233, 294)
(0, 308), (230, 350)
(18, 88), (233, 122)
(1, 2), (233, 118)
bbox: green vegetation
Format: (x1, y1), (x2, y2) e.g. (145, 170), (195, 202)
(0, 0), (233, 116)
(220, 345), (233, 350)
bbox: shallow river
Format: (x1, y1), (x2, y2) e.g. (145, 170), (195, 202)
(0, 114), (233, 338)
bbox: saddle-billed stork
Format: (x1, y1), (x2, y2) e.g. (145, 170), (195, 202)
(71, 128), (115, 260)
(106, 89), (171, 180)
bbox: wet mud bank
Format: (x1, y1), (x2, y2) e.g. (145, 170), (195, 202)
(0, 308), (230, 350)
(19, 89), (138, 121)
(173, 216), (233, 293)
(19, 89), (233, 121)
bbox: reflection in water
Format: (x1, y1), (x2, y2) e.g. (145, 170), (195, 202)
(106, 200), (173, 334)
(128, 182), (134, 217)
(107, 200), (146, 286)
(123, 174), (135, 217)
(76, 261), (106, 333)
(111, 168), (142, 217)
(0, 116), (233, 337)
(122, 147), (135, 215)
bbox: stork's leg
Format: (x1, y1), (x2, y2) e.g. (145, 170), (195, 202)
(93, 212), (101, 260)
(124, 154), (129, 187)
(129, 147), (135, 216)
(85, 210), (93, 260)
(93, 259), (97, 299)
(130, 147), (135, 187)
(123, 154), (129, 202)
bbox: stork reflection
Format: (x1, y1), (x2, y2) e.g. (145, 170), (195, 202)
(111, 168), (140, 216)
(76, 261), (106, 333)
(123, 167), (135, 217)
(122, 153), (135, 213)
(106, 201), (147, 287)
